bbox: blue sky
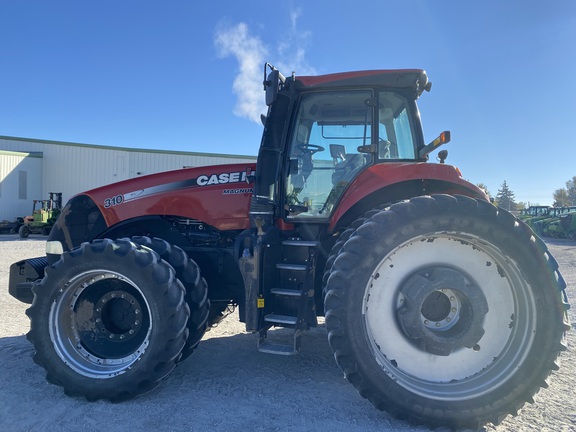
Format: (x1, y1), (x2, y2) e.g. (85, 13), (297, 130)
(1, 1), (574, 205)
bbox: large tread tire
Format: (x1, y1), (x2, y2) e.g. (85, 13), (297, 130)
(130, 236), (209, 362)
(26, 238), (190, 401)
(322, 205), (385, 295)
(324, 194), (570, 430)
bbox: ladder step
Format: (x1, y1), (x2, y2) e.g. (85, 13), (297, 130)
(276, 263), (307, 271)
(258, 342), (298, 355)
(258, 328), (302, 355)
(282, 240), (319, 247)
(270, 288), (302, 297)
(264, 314), (297, 325)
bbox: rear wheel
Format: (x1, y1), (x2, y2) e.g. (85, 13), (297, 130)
(322, 205), (385, 295)
(324, 195), (569, 429)
(26, 238), (190, 401)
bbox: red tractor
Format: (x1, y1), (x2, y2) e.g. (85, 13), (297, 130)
(9, 64), (569, 430)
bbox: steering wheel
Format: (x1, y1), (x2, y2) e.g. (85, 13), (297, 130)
(296, 144), (325, 155)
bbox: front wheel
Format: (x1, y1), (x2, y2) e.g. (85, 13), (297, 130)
(26, 238), (190, 401)
(130, 236), (209, 362)
(324, 195), (569, 430)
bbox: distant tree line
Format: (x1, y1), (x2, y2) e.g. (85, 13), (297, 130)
(476, 176), (576, 211)
(553, 176), (576, 207)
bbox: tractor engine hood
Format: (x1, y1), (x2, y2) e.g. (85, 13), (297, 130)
(47, 163), (256, 255)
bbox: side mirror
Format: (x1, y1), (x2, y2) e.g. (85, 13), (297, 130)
(437, 149), (448, 163)
(265, 70), (280, 106)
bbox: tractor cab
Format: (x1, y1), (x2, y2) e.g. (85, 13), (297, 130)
(283, 89), (417, 218)
(244, 64), (459, 353)
(254, 63), (448, 224)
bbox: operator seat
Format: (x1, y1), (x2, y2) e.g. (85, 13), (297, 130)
(332, 153), (365, 185)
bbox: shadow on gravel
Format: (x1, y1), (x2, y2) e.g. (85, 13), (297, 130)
(0, 326), (425, 432)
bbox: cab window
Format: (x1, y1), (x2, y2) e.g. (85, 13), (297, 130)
(285, 90), (373, 218)
(377, 91), (416, 160)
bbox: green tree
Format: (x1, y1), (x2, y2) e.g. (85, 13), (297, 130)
(495, 180), (517, 211)
(553, 188), (570, 207)
(552, 176), (576, 206)
(567, 176), (576, 205)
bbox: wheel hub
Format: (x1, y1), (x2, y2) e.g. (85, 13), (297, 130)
(71, 277), (150, 359)
(397, 267), (489, 356)
(96, 290), (143, 340)
(420, 288), (460, 331)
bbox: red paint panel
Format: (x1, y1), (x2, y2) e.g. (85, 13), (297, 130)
(296, 69), (425, 87)
(82, 163), (256, 231)
(329, 163), (488, 230)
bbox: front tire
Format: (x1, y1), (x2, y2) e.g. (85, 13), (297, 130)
(324, 195), (569, 429)
(26, 238), (190, 401)
(130, 236), (209, 362)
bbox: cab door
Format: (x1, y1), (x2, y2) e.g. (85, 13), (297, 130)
(283, 89), (375, 220)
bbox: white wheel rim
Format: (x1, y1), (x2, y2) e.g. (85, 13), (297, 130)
(363, 232), (537, 400)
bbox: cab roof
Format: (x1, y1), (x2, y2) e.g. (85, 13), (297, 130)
(293, 69), (430, 97)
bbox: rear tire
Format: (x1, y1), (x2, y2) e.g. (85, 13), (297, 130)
(324, 195), (569, 429)
(26, 238), (190, 401)
(322, 205), (385, 296)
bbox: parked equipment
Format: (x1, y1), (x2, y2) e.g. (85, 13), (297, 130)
(530, 206), (576, 239)
(559, 212), (576, 239)
(8, 65), (570, 430)
(0, 217), (24, 234)
(18, 192), (62, 238)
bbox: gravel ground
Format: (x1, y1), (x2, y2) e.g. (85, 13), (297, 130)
(0, 234), (574, 432)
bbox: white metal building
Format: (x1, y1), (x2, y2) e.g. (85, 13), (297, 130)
(0, 135), (256, 222)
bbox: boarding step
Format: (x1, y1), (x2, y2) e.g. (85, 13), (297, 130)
(276, 263), (307, 271)
(282, 240), (319, 247)
(270, 288), (301, 297)
(258, 329), (302, 355)
(280, 240), (319, 265)
(264, 313), (297, 326)
(257, 238), (319, 356)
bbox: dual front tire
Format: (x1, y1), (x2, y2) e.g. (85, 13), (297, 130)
(26, 237), (208, 401)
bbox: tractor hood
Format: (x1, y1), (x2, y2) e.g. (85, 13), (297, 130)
(81, 162), (256, 229)
(47, 163), (256, 254)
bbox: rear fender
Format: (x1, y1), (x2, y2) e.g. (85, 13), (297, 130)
(329, 177), (489, 232)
